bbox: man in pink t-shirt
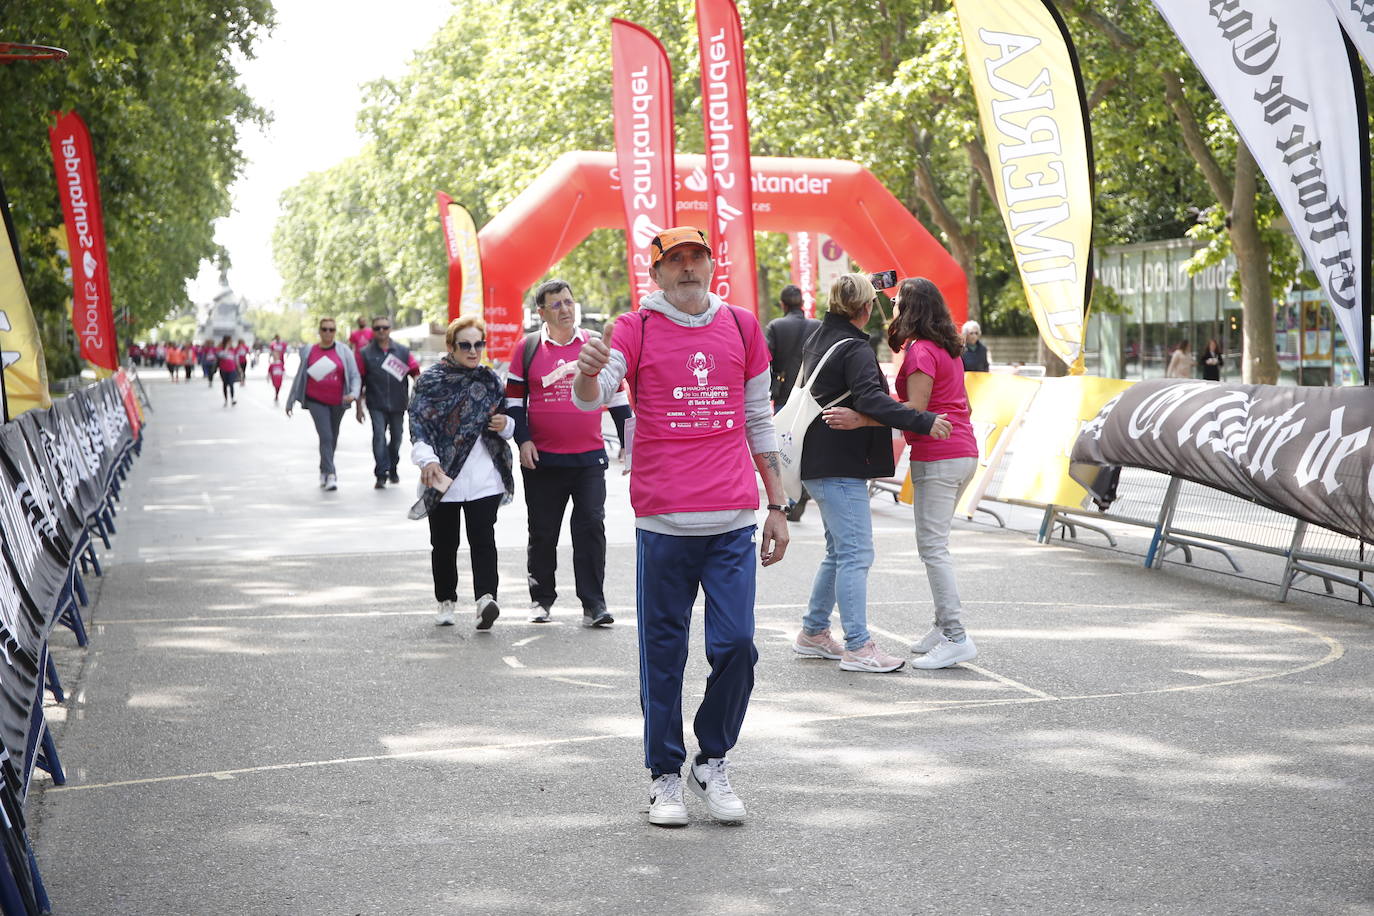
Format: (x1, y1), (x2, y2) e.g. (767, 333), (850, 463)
(349, 316), (373, 352)
(505, 280), (631, 627)
(573, 227), (789, 829)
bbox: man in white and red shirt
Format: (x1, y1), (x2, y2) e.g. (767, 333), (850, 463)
(505, 280), (631, 627)
(284, 317), (361, 491)
(574, 227), (789, 829)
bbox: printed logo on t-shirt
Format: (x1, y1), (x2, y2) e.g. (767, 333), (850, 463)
(686, 351), (715, 386)
(669, 349), (736, 430)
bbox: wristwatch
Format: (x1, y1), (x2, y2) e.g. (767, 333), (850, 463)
(766, 504), (786, 512)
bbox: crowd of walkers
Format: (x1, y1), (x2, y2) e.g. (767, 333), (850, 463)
(152, 227), (984, 830)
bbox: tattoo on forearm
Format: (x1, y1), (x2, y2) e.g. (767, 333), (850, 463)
(763, 452), (780, 476)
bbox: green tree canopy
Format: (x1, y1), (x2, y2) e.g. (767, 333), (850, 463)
(0, 0), (274, 376)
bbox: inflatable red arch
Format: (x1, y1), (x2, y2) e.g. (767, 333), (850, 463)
(476, 150), (967, 356)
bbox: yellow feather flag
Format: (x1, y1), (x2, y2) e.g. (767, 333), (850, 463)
(953, 0), (1094, 374)
(0, 178), (53, 419)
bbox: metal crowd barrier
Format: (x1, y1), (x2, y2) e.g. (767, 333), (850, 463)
(952, 444), (1372, 607)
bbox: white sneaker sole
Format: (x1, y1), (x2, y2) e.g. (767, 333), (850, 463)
(647, 805), (689, 827)
(435, 616), (454, 627)
(475, 603), (499, 631)
(838, 658), (905, 673)
(911, 645), (977, 669)
(792, 644), (842, 660)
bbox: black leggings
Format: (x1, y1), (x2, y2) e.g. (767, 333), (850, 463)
(220, 369), (238, 400)
(427, 495), (502, 603)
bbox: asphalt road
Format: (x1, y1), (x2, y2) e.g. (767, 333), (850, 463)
(28, 368), (1374, 915)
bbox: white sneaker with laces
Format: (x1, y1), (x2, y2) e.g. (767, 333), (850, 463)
(434, 600), (455, 626)
(318, 473), (327, 489)
(528, 604), (551, 623)
(648, 774), (689, 827)
(911, 635), (977, 669)
(911, 627), (943, 654)
(474, 594), (499, 630)
(324, 473), (338, 491)
(689, 757), (747, 823)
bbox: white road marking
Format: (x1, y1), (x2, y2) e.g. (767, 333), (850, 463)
(961, 663), (1058, 700)
(546, 677), (613, 689)
(511, 635), (544, 648)
(501, 656), (525, 669)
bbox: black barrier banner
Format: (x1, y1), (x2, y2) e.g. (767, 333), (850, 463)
(16, 412), (83, 547)
(49, 397), (103, 520)
(0, 425), (72, 569)
(1071, 380), (1374, 542)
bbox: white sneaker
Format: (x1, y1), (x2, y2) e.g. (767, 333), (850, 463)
(434, 600), (455, 626)
(648, 774), (689, 827)
(911, 627), (943, 654)
(324, 473), (338, 491)
(474, 594), (499, 631)
(689, 757), (747, 823)
(318, 473), (327, 489)
(911, 635), (977, 669)
(528, 604), (551, 623)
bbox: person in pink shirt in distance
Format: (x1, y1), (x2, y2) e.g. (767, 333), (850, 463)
(234, 338), (251, 385)
(267, 334), (289, 404)
(349, 316), (374, 352)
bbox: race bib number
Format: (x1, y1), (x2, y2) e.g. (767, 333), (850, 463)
(382, 354), (408, 381)
(306, 357), (337, 382)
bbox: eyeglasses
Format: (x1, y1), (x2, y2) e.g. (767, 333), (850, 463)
(319, 327), (336, 333)
(372, 325), (391, 331)
(455, 340), (486, 352)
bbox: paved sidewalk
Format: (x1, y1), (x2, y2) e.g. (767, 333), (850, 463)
(29, 372), (1374, 915)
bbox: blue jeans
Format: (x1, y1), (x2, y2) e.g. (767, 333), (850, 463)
(636, 526), (757, 776)
(800, 477), (875, 651)
(368, 408), (405, 478)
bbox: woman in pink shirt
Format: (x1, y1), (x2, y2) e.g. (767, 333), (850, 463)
(889, 277), (980, 670)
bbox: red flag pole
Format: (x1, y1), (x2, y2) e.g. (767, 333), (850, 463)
(695, 0), (758, 316)
(611, 19), (678, 311)
(49, 111), (119, 373)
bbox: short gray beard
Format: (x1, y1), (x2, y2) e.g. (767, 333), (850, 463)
(663, 284), (710, 313)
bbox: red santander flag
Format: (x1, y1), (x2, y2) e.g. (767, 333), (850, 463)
(49, 111), (117, 372)
(611, 18), (677, 309)
(695, 0), (758, 315)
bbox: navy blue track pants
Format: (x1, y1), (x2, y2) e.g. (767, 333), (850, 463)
(635, 525), (758, 776)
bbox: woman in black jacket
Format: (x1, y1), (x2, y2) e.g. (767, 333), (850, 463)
(790, 273), (951, 674)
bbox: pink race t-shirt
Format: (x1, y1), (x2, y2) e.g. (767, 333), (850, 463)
(509, 330), (607, 455)
(896, 339), (978, 462)
(614, 306), (770, 517)
(216, 347), (239, 372)
(303, 344), (346, 405)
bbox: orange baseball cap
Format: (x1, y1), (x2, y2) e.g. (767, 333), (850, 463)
(650, 226), (711, 265)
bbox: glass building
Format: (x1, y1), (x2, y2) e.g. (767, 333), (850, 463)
(1085, 238), (1364, 386)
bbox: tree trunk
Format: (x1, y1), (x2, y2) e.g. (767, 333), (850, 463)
(1229, 142), (1278, 384)
(912, 150), (981, 322)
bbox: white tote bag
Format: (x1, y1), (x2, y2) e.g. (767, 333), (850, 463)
(774, 339), (854, 502)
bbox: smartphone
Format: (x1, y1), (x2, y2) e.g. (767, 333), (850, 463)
(870, 269), (897, 290)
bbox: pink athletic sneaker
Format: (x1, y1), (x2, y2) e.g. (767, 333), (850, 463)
(839, 640), (906, 673)
(793, 629), (843, 660)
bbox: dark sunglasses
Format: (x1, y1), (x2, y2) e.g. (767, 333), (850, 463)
(455, 340), (486, 352)
(319, 327), (336, 333)
(372, 324), (391, 331)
